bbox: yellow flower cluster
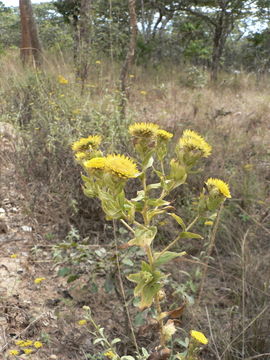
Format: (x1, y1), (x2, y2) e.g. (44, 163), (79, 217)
(72, 135), (101, 153)
(129, 122), (173, 140)
(58, 75), (68, 84)
(34, 277), (46, 284)
(104, 350), (117, 359)
(9, 339), (43, 356)
(179, 129), (212, 158)
(190, 330), (208, 345)
(78, 319), (87, 326)
(205, 178), (231, 198)
(84, 154), (139, 179)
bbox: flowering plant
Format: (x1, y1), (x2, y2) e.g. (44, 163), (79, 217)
(72, 123), (231, 359)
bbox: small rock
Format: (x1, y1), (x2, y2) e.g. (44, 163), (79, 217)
(0, 208), (5, 214)
(49, 355), (58, 359)
(21, 225), (32, 232)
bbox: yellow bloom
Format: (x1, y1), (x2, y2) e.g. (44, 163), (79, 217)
(34, 277), (46, 284)
(95, 60), (101, 64)
(105, 154), (139, 179)
(205, 178), (231, 198)
(179, 129), (212, 157)
(190, 330), (208, 345)
(10, 254), (18, 258)
(34, 341), (43, 349)
(129, 122), (159, 137)
(243, 163), (253, 171)
(22, 340), (33, 346)
(9, 349), (19, 356)
(72, 135), (102, 152)
(129, 74), (135, 78)
(15, 340), (26, 346)
(140, 90), (147, 95)
(58, 75), (68, 84)
(157, 129), (173, 140)
(104, 350), (116, 359)
(78, 319), (87, 326)
(204, 220), (214, 226)
(84, 157), (106, 170)
(23, 348), (33, 354)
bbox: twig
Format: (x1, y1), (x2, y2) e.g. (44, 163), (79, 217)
(113, 220), (139, 354)
(197, 203), (223, 304)
(220, 306), (269, 359)
(244, 354), (270, 360)
(205, 305), (221, 360)
(241, 229), (250, 359)
(236, 204), (270, 235)
(0, 312), (46, 352)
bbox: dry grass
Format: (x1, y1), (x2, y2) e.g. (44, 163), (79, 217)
(0, 51), (269, 359)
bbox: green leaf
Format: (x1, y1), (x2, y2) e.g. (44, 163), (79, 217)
(146, 183), (161, 190)
(154, 251), (186, 267)
(131, 190), (145, 202)
(128, 226), (157, 247)
(111, 338), (121, 345)
(122, 258), (134, 266)
(146, 198), (170, 207)
(58, 267), (71, 277)
(104, 273), (115, 293)
(140, 282), (162, 308)
(180, 232), (203, 239)
(169, 213), (186, 230)
(142, 156), (154, 170)
(67, 274), (80, 283)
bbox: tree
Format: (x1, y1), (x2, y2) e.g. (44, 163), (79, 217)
(119, 0), (138, 118)
(19, 0), (42, 66)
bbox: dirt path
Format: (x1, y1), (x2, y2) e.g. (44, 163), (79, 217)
(0, 132), (91, 360)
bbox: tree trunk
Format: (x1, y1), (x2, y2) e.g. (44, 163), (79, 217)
(119, 0), (138, 119)
(77, 0), (92, 92)
(19, 0), (42, 67)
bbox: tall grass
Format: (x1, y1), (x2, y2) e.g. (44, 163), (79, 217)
(0, 51), (269, 358)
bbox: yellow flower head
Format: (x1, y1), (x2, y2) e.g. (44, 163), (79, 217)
(15, 340), (26, 346)
(204, 220), (214, 226)
(34, 277), (46, 284)
(78, 319), (87, 326)
(129, 122), (159, 138)
(58, 75), (68, 84)
(84, 157), (106, 171)
(140, 90), (147, 95)
(157, 129), (173, 140)
(95, 60), (101, 64)
(105, 154), (139, 179)
(22, 340), (33, 347)
(10, 254), (18, 258)
(23, 348), (33, 354)
(34, 341), (43, 349)
(179, 129), (212, 157)
(72, 135), (102, 152)
(205, 178), (231, 198)
(190, 330), (208, 345)
(9, 349), (19, 356)
(104, 350), (116, 359)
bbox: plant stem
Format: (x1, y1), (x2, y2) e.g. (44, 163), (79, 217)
(120, 219), (135, 233)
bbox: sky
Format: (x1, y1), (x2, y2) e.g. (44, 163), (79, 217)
(2, 0), (49, 6)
